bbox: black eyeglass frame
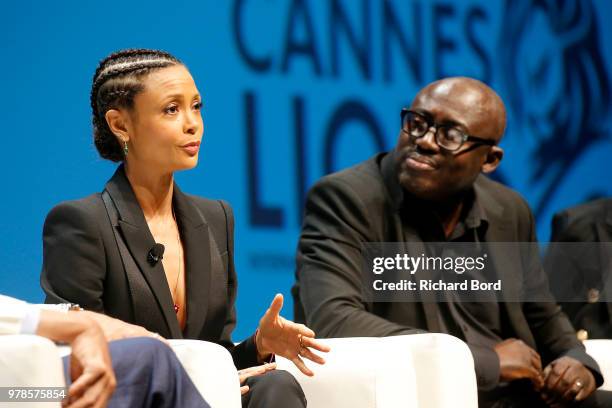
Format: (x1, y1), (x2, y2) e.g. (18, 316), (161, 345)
(400, 108), (497, 152)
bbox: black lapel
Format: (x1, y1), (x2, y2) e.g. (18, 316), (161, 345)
(401, 220), (442, 332)
(476, 177), (537, 345)
(172, 185), (211, 339)
(104, 166), (182, 338)
(474, 178), (516, 301)
(382, 152), (440, 332)
(375, 153), (440, 333)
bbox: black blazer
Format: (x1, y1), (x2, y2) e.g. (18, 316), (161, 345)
(293, 152), (603, 389)
(546, 198), (612, 339)
(41, 165), (258, 369)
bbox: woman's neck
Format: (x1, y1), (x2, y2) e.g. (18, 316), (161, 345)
(124, 161), (174, 221)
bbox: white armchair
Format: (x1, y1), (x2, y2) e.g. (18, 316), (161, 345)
(584, 340), (612, 391)
(6, 333), (608, 408)
(276, 333), (478, 408)
(0, 333), (478, 408)
(56, 339), (242, 408)
(0, 334), (65, 408)
(168, 340), (241, 408)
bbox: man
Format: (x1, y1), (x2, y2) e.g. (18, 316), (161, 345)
(545, 198), (612, 339)
(0, 294), (210, 408)
(294, 77), (610, 407)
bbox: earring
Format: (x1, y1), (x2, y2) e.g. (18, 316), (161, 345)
(123, 140), (129, 157)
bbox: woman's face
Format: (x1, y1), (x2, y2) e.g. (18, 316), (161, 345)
(126, 64), (203, 174)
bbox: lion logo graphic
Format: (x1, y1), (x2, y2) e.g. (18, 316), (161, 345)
(498, 0), (611, 219)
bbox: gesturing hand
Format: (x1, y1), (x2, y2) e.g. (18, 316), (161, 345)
(256, 294), (331, 376)
(541, 356), (596, 406)
(494, 338), (544, 389)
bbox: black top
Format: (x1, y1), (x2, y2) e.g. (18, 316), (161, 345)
(404, 188), (504, 363)
(41, 165), (260, 369)
(546, 198), (612, 339)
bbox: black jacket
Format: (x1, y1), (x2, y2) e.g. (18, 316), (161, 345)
(546, 198), (612, 339)
(41, 165), (259, 369)
(294, 152), (603, 390)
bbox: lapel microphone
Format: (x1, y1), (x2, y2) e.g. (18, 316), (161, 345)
(147, 243), (165, 265)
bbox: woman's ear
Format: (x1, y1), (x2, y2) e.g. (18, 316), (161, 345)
(482, 146), (504, 174)
(105, 109), (131, 144)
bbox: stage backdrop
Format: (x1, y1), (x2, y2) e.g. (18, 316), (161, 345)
(1, 0), (611, 339)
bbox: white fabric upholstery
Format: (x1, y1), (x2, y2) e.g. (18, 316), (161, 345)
(276, 333), (478, 408)
(4, 332), (609, 407)
(58, 339), (242, 408)
(584, 339), (612, 392)
(1, 333), (478, 408)
(0, 335), (65, 408)
(168, 339), (241, 408)
(278, 336), (418, 408)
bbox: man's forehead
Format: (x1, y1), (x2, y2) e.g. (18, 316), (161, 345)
(410, 79), (504, 135)
(411, 90), (479, 127)
(413, 80), (489, 108)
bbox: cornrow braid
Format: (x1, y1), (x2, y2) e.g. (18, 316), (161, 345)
(90, 49), (182, 162)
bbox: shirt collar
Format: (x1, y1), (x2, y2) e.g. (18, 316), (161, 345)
(452, 188), (489, 240)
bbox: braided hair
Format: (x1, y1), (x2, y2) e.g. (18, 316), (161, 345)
(91, 49), (182, 162)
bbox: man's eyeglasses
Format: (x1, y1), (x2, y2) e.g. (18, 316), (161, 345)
(401, 109), (497, 152)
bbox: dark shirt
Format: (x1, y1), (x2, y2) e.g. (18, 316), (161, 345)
(406, 193), (504, 353)
(382, 152), (504, 386)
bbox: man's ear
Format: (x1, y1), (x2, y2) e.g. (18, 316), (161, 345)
(482, 146), (503, 174)
(105, 109), (131, 144)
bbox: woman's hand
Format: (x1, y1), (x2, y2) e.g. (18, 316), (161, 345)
(256, 294), (331, 376)
(238, 363), (277, 395)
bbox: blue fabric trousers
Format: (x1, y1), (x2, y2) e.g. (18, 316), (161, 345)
(63, 337), (209, 408)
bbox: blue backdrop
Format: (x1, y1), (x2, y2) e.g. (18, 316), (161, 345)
(1, 0), (611, 339)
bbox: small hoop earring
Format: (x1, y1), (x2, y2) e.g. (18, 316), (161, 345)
(123, 140), (129, 157)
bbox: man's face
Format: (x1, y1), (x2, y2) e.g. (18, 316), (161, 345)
(394, 79), (504, 201)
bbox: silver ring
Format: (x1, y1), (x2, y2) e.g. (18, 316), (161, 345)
(298, 334), (304, 349)
(575, 379), (583, 389)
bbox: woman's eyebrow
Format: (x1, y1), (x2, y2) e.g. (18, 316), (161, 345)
(161, 93), (201, 101)
(161, 93), (184, 102)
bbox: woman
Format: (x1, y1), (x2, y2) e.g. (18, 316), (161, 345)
(41, 49), (328, 407)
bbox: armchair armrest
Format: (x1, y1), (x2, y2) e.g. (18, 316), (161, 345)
(60, 338), (242, 408)
(168, 339), (241, 408)
(276, 333), (477, 408)
(0, 334), (65, 408)
(584, 339), (612, 391)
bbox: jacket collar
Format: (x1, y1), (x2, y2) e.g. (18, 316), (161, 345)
(104, 165), (211, 339)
